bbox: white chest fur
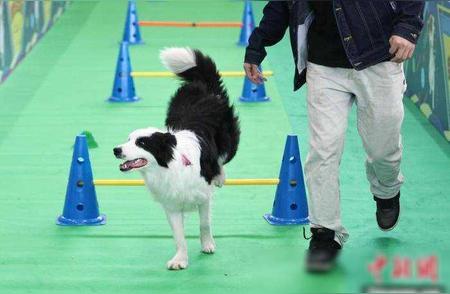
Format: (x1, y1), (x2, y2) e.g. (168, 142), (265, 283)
(140, 130), (213, 211)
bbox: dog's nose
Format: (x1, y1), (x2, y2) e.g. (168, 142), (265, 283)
(113, 147), (123, 158)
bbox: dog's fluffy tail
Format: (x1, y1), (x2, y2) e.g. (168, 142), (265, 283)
(161, 47), (240, 167)
(160, 47), (225, 97)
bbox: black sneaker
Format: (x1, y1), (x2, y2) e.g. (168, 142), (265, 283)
(374, 192), (400, 231)
(306, 228), (342, 273)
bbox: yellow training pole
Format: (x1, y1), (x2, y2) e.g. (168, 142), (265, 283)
(93, 178), (280, 186)
(130, 71), (274, 78)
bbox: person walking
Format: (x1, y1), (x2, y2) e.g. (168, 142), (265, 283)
(243, 0), (424, 272)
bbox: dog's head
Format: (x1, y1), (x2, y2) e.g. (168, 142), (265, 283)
(113, 127), (177, 172)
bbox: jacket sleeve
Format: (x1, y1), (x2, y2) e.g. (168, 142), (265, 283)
(244, 1), (290, 65)
(392, 1), (425, 44)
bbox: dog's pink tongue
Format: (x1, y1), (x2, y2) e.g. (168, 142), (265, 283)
(120, 158), (148, 172)
(131, 158), (147, 168)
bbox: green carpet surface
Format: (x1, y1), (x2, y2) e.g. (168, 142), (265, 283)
(0, 1), (449, 293)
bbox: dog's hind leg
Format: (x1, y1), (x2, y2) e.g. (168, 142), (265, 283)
(199, 198), (215, 254)
(165, 209), (189, 270)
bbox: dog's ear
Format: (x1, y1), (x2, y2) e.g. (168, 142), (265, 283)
(136, 132), (177, 168)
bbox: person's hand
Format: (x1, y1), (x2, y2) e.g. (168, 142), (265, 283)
(243, 63), (266, 84)
(389, 35), (416, 63)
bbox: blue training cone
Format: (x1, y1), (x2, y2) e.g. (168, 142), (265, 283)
(237, 0), (255, 46)
(57, 135), (106, 226)
(108, 42), (140, 103)
(239, 66), (270, 102)
(122, 0), (143, 45)
(264, 135), (309, 225)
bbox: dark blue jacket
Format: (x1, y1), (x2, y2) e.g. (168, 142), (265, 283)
(244, 0), (425, 91)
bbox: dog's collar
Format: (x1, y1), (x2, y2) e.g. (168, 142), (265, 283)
(181, 154), (192, 166)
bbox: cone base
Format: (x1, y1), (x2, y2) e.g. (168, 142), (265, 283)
(263, 213), (309, 226)
(56, 214), (106, 226)
(239, 96), (270, 103)
(107, 96), (140, 103)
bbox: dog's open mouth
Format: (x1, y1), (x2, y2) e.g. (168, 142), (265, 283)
(119, 158), (148, 172)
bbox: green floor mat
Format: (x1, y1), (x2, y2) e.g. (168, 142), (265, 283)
(0, 1), (449, 293)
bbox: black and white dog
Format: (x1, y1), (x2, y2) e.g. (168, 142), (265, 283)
(113, 48), (240, 270)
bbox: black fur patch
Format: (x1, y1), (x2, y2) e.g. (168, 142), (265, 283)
(135, 132), (177, 168)
(165, 49), (240, 183)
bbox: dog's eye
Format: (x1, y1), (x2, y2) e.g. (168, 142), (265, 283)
(136, 140), (145, 147)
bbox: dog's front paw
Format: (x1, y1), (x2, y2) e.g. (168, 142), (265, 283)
(201, 239), (216, 254)
(167, 256), (188, 270)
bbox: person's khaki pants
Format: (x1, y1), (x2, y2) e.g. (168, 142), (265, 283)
(305, 62), (406, 245)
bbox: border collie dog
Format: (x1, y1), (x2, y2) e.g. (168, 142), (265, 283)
(113, 48), (240, 270)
